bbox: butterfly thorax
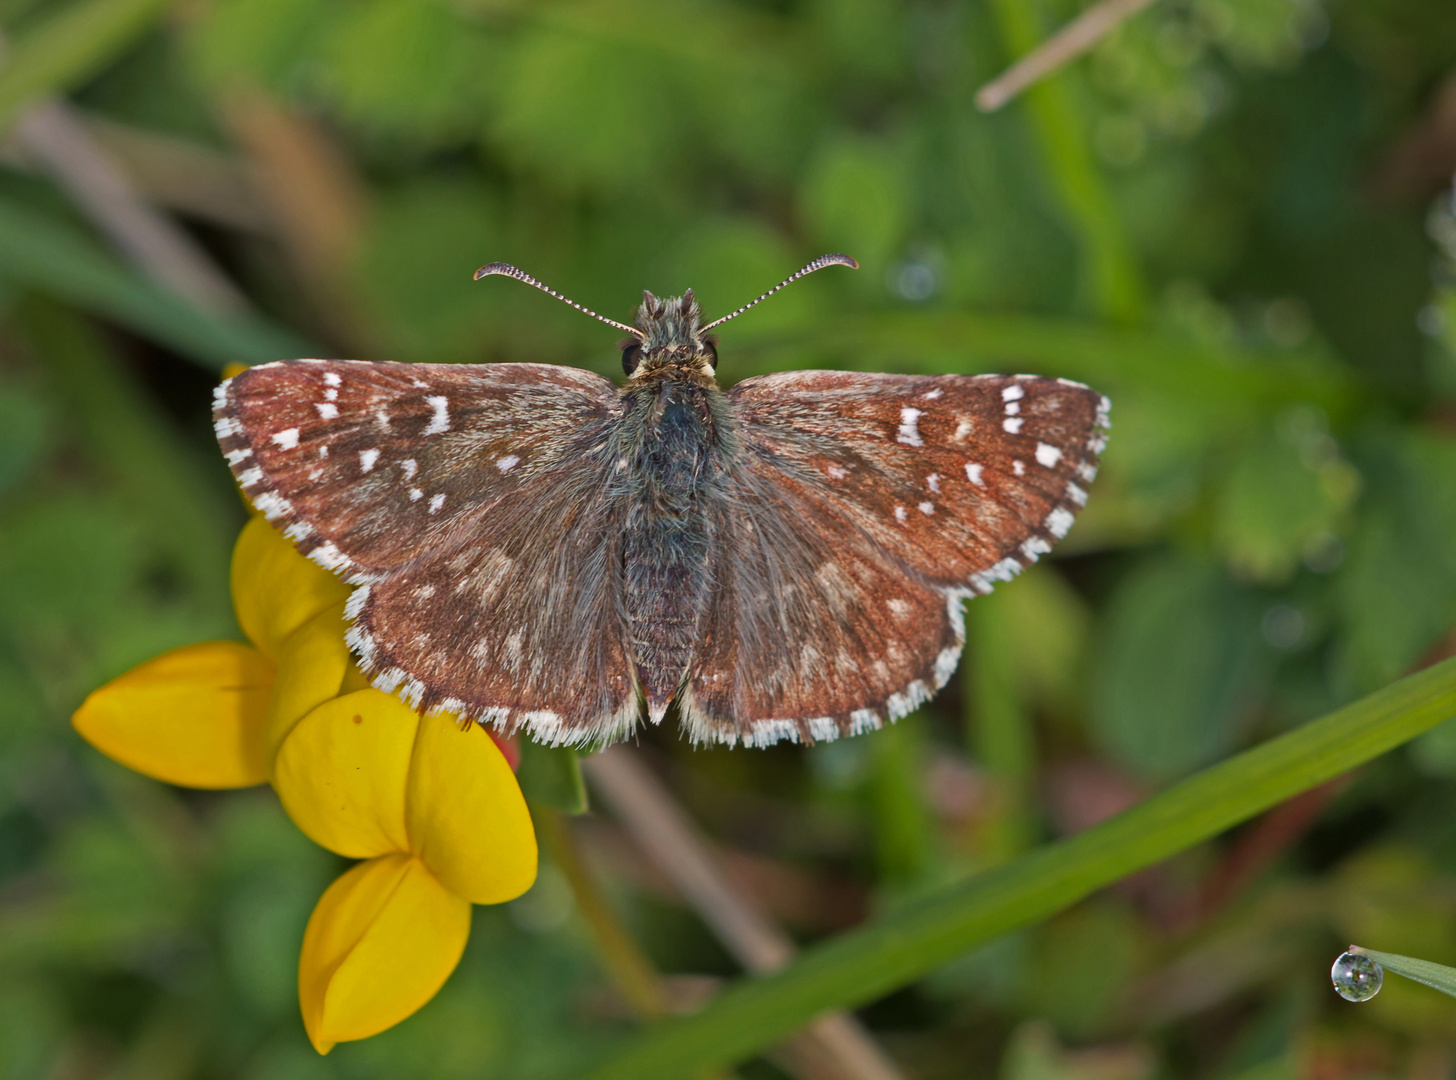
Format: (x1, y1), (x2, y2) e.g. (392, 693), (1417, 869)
(616, 294), (734, 723)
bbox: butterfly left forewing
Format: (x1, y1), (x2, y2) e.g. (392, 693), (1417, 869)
(217, 359), (642, 744)
(215, 360), (620, 580)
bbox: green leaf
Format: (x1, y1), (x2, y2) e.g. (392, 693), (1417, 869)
(1212, 421), (1361, 584)
(1091, 558), (1270, 779)
(518, 741), (588, 816)
(0, 377), (50, 497)
(1352, 948), (1456, 1001)
(0, 194), (310, 370)
(0, 0), (178, 132)
(563, 655), (1456, 1080)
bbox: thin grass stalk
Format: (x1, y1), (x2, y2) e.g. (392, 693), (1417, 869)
(568, 655), (1456, 1080)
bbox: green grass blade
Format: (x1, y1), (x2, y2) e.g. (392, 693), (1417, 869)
(18, 296), (236, 613)
(0, 194), (311, 369)
(570, 657), (1456, 1080)
(741, 311), (1357, 418)
(984, 0), (1146, 323)
(1352, 948), (1456, 1000)
(0, 0), (178, 131)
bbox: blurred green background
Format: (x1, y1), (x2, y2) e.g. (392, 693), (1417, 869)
(3, 0), (1456, 1076)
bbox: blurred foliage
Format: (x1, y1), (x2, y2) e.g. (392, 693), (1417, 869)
(2, 0), (1456, 1076)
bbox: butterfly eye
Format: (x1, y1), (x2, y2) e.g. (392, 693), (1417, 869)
(702, 340), (718, 369)
(621, 342), (641, 375)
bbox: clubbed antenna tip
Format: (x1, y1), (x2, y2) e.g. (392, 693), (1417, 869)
(701, 254), (859, 331)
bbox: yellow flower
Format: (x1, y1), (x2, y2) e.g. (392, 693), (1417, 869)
(72, 515), (537, 1054)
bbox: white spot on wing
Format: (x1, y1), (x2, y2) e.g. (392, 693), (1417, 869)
(1021, 536), (1051, 561)
(225, 448), (252, 465)
(323, 372), (341, 387)
(953, 418), (973, 442)
(1013, 460), (1025, 476)
(496, 455), (520, 472)
(1067, 481), (1088, 506)
(402, 458), (418, 480)
(316, 403), (338, 420)
(1047, 507), (1076, 538)
(965, 462), (984, 485)
(271, 428), (300, 450)
(897, 407), (924, 447)
(1003, 417), (1023, 434)
(1002, 384), (1024, 401)
(214, 417), (242, 438)
(827, 464), (847, 479)
(923, 387), (943, 399)
(359, 448), (380, 473)
(927, 472), (941, 492)
(919, 501), (935, 515)
(970, 556), (1024, 594)
(424, 396), (450, 435)
(428, 493), (446, 514)
(252, 491), (291, 519)
(894, 505), (908, 523)
(1035, 442), (1063, 467)
(310, 541), (350, 572)
(409, 488), (423, 502)
(236, 467), (264, 489)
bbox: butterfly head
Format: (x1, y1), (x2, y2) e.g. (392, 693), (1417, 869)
(474, 254), (858, 383)
(621, 290), (718, 380)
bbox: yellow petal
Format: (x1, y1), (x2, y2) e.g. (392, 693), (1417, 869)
(263, 600), (351, 764)
(406, 714), (537, 904)
(231, 515), (351, 659)
(72, 642), (272, 788)
(273, 689), (415, 858)
(299, 854), (470, 1054)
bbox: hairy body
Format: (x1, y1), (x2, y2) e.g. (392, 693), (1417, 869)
(214, 286), (1108, 748)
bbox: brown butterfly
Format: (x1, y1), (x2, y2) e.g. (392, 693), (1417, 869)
(214, 255), (1108, 748)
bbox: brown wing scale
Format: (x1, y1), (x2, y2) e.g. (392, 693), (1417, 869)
(680, 371), (1107, 747)
(215, 359), (638, 745)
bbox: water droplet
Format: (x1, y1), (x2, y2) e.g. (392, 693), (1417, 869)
(1331, 950), (1383, 1002)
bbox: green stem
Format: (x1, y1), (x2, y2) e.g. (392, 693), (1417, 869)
(967, 594), (1034, 860)
(0, 194), (310, 370)
(17, 295), (235, 612)
(568, 656), (1456, 1080)
(984, 0), (1146, 324)
(533, 804), (668, 1021)
(0, 0), (178, 130)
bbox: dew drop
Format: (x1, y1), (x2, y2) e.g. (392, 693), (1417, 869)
(1331, 950), (1383, 1002)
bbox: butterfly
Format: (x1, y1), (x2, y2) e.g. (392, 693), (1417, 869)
(214, 255), (1109, 748)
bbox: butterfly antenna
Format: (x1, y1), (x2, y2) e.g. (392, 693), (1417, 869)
(475, 262), (645, 338)
(701, 253), (859, 331)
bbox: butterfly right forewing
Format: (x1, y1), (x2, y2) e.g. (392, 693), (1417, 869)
(682, 370), (1108, 747)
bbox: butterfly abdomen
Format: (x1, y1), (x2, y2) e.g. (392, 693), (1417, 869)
(619, 375), (733, 722)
